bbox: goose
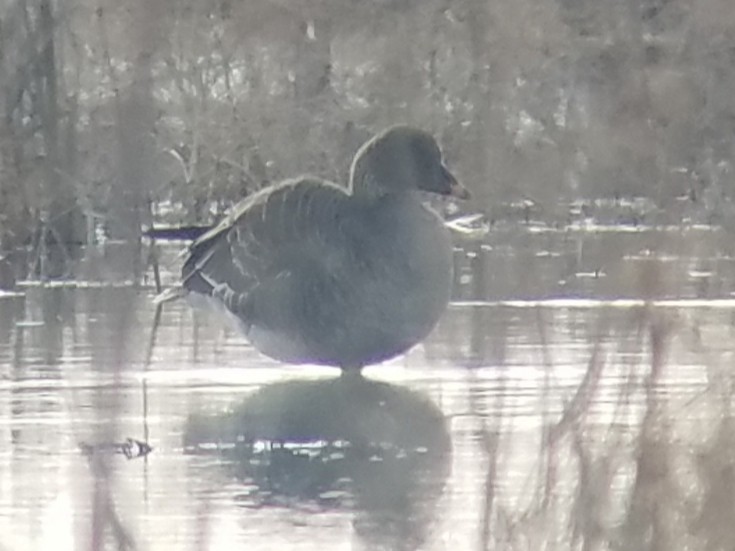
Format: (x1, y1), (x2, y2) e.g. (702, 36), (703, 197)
(161, 126), (469, 373)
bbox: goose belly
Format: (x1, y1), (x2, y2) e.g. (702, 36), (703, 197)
(248, 239), (451, 368)
(308, 219), (453, 367)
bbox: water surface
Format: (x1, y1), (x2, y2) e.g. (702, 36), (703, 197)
(2, 225), (735, 550)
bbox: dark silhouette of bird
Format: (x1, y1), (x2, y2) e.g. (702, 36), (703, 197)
(155, 126), (469, 373)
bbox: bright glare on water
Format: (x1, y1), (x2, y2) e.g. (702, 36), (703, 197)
(2, 226), (735, 550)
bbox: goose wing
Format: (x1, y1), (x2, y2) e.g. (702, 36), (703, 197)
(182, 177), (356, 337)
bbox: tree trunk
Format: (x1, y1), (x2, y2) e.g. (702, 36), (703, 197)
(109, 0), (164, 247)
(38, 0), (82, 246)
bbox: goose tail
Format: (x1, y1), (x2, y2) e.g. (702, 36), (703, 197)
(153, 286), (188, 304)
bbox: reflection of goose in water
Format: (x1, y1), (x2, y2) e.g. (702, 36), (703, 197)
(159, 126), (468, 373)
(185, 377), (450, 550)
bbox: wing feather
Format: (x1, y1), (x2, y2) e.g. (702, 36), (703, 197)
(182, 178), (352, 331)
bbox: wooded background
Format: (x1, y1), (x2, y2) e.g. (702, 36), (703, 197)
(1, 0), (734, 249)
